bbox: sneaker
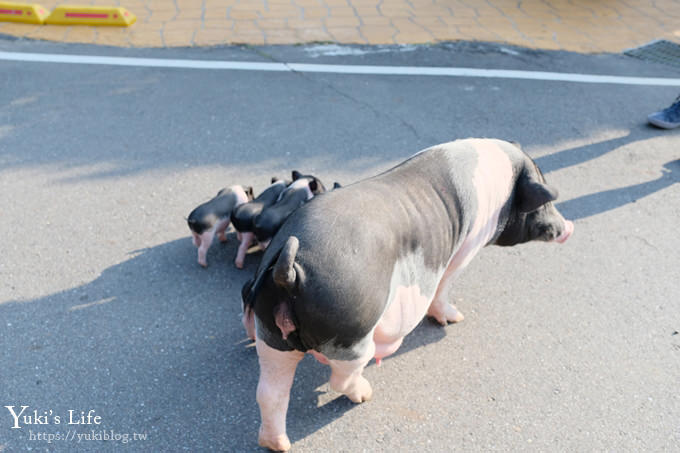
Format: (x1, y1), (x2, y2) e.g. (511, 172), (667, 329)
(648, 95), (680, 129)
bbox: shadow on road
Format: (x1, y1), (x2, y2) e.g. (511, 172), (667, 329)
(0, 231), (448, 450)
(556, 159), (680, 220)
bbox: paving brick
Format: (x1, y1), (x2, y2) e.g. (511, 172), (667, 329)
(393, 31), (433, 43)
(204, 8), (230, 20)
(233, 20), (262, 32)
(129, 30), (165, 47)
(257, 18), (288, 28)
(359, 25), (395, 43)
(25, 26), (69, 42)
(301, 7), (329, 19)
(324, 16), (360, 27)
(327, 26), (365, 42)
(63, 27), (97, 44)
(379, 7), (413, 18)
(0, 23), (35, 37)
(94, 29), (131, 47)
(360, 16), (391, 25)
(163, 20), (199, 30)
(175, 10), (204, 20)
(228, 9), (260, 19)
(203, 19), (235, 29)
(147, 10), (179, 22)
(265, 5), (301, 18)
(329, 7), (357, 17)
(428, 27), (466, 42)
(263, 28), (299, 43)
(163, 30), (197, 46)
(295, 27), (333, 41)
(227, 30), (265, 44)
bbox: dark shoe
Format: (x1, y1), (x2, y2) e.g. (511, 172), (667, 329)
(648, 96), (680, 129)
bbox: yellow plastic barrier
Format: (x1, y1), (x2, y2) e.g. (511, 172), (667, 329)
(0, 2), (50, 24)
(45, 5), (135, 26)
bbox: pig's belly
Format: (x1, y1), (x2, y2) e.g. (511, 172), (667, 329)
(372, 284), (433, 360)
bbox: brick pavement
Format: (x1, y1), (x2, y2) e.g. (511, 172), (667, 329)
(0, 0), (678, 52)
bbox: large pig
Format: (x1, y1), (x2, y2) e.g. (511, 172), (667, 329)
(187, 185), (253, 268)
(242, 139), (573, 451)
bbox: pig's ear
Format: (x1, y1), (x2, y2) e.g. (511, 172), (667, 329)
(246, 186), (254, 199)
(292, 170), (302, 181)
(271, 176), (280, 184)
(516, 172), (558, 213)
(333, 182), (342, 189)
(308, 179), (318, 193)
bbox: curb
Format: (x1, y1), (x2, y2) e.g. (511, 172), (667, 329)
(0, 2), (135, 26)
(0, 2), (49, 24)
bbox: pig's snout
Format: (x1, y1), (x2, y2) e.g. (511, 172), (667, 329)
(554, 220), (574, 244)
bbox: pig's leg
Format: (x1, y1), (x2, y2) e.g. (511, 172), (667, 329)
(256, 339), (304, 452)
(215, 218), (231, 243)
(427, 269), (464, 325)
(234, 231), (254, 269)
(328, 340), (375, 403)
(196, 229), (215, 268)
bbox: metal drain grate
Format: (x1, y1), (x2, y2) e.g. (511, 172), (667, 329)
(624, 40), (680, 68)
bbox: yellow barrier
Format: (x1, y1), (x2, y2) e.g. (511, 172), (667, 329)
(45, 5), (135, 26)
(0, 2), (49, 24)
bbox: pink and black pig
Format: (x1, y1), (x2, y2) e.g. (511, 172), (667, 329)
(187, 185), (253, 268)
(241, 138), (573, 451)
(251, 171), (326, 246)
(229, 178), (289, 268)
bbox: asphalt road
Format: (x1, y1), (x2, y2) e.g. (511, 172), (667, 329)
(1, 37), (679, 452)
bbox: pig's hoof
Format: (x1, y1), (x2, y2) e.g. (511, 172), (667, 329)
(198, 260), (208, 268)
(448, 308), (464, 324)
(235, 259), (244, 269)
(429, 303), (464, 325)
(346, 377), (373, 403)
(218, 234), (228, 243)
(258, 428), (291, 452)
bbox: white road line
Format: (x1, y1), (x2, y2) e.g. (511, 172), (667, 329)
(2, 50), (680, 86)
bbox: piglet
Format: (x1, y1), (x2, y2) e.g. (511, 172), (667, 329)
(252, 171), (326, 246)
(230, 178), (289, 267)
(187, 185), (253, 268)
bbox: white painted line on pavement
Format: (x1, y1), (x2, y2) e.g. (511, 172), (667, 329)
(2, 50), (680, 86)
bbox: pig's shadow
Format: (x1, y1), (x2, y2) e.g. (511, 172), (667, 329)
(1, 232), (447, 451)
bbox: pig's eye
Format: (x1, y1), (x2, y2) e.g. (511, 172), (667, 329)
(533, 224), (555, 240)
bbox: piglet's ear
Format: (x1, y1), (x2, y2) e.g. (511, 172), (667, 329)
(516, 172), (558, 213)
(271, 176), (280, 184)
(308, 179), (318, 193)
(292, 170), (302, 181)
(246, 186), (254, 198)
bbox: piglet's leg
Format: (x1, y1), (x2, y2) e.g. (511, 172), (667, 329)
(256, 339), (304, 452)
(215, 218), (231, 243)
(328, 340), (375, 403)
(234, 231), (254, 269)
(242, 305), (255, 340)
(196, 229), (215, 268)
